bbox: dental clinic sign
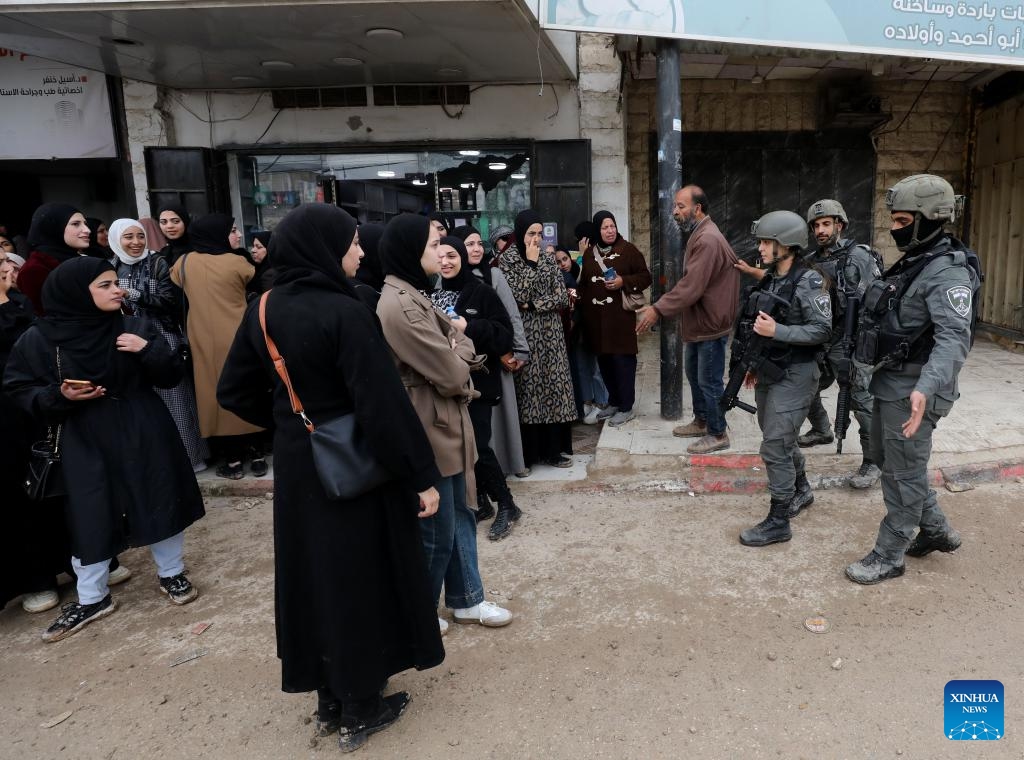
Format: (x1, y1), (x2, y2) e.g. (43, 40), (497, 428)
(0, 49), (117, 160)
(540, 0), (1024, 66)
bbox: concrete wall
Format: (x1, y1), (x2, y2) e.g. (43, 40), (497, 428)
(625, 77), (969, 264)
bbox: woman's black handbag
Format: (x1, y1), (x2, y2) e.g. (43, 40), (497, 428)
(258, 292), (391, 500)
(23, 348), (67, 501)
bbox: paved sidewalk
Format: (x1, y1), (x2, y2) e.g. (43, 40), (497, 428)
(592, 333), (1024, 493)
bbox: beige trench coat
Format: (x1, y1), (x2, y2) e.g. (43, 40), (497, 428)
(170, 252), (263, 438)
(377, 275), (480, 505)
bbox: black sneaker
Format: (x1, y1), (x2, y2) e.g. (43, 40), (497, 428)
(488, 504), (523, 541)
(545, 455), (573, 468)
(338, 692), (410, 754)
(797, 430), (834, 448)
(216, 462), (244, 480)
(475, 493), (495, 523)
(159, 573), (198, 605)
(42, 594), (116, 643)
(250, 458), (269, 477)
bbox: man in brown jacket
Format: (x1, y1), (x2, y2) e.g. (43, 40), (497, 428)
(636, 185), (740, 454)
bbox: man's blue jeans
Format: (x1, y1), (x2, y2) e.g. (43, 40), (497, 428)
(419, 473), (485, 610)
(684, 336), (728, 436)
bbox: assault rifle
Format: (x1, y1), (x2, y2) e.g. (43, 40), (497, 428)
(833, 292), (860, 454)
(718, 291), (791, 415)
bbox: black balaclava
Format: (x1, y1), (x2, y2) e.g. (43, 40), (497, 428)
(513, 209), (543, 261)
(188, 213), (235, 255)
(353, 223), (385, 291)
(37, 256), (124, 386)
(270, 204), (358, 297)
(891, 213), (945, 253)
(379, 213), (433, 293)
(28, 203), (84, 262)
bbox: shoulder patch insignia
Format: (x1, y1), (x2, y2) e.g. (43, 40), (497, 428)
(946, 285), (972, 318)
(812, 293), (832, 320)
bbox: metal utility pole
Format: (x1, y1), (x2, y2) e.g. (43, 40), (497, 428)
(656, 38), (683, 420)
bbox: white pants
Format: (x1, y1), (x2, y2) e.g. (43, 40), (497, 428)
(72, 532), (186, 605)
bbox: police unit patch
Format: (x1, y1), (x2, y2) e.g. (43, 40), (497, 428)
(813, 293), (833, 319)
(946, 285), (972, 318)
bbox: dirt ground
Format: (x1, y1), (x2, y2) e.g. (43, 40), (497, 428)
(2, 474), (1022, 760)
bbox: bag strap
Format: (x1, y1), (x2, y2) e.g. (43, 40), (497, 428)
(52, 346), (63, 456)
(258, 291), (315, 433)
(592, 247), (608, 273)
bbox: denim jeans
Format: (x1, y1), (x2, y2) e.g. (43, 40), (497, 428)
(684, 336), (728, 436)
(72, 532), (185, 605)
(419, 473), (485, 610)
(571, 343), (609, 410)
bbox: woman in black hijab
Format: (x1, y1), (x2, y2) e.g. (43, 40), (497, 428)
(18, 203), (90, 315)
(217, 203), (444, 753)
(350, 222), (385, 310)
(496, 209), (578, 469)
(378, 213), (513, 630)
(4, 257), (205, 643)
(432, 236), (523, 540)
(451, 224), (530, 481)
(85, 217), (112, 260)
(246, 230), (277, 297)
(157, 205), (192, 265)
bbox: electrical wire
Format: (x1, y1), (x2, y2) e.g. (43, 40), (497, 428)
(169, 91), (268, 124)
(872, 66), (940, 146)
(254, 109), (283, 144)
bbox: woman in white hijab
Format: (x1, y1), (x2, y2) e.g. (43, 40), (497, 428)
(109, 218), (209, 471)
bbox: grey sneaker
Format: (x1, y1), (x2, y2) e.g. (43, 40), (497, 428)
(906, 528), (962, 557)
(849, 460), (882, 489)
(845, 551), (905, 585)
(595, 405), (618, 421)
(607, 409), (636, 427)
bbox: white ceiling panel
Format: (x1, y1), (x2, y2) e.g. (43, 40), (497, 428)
(0, 1), (575, 89)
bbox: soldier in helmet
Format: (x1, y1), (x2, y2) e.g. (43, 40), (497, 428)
(737, 211), (832, 547)
(845, 174), (980, 584)
(799, 199), (882, 489)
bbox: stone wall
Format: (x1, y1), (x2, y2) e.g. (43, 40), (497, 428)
(578, 33), (630, 239)
(625, 76), (969, 264)
(122, 80), (172, 219)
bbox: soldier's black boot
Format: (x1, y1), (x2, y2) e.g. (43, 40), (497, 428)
(475, 492), (495, 523)
(488, 496), (522, 541)
(906, 527), (962, 557)
(788, 471), (814, 518)
(739, 498), (793, 547)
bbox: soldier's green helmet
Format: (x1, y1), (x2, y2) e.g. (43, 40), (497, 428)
(885, 174), (956, 221)
(751, 210), (808, 250)
(806, 199), (848, 225)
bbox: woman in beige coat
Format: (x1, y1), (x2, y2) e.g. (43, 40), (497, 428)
(376, 214), (512, 631)
(170, 213), (263, 479)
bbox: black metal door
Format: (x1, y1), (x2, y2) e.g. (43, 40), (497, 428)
(668, 131), (876, 261)
(532, 139), (591, 248)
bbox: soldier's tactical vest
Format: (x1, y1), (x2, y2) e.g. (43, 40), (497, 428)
(854, 237), (982, 369)
(736, 263), (818, 375)
(807, 239), (880, 328)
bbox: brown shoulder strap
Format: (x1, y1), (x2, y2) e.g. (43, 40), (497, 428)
(258, 291), (314, 432)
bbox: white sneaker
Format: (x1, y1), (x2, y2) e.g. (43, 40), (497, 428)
(452, 600), (512, 628)
(582, 406), (602, 425)
(438, 617), (449, 636)
(22, 590), (59, 614)
(108, 565), (133, 586)
(595, 405), (618, 421)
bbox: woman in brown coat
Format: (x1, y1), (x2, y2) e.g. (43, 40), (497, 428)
(376, 214), (512, 630)
(170, 214), (263, 479)
(578, 210), (652, 427)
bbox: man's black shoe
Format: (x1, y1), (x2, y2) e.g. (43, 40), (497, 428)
(488, 502), (522, 541)
(475, 493), (495, 523)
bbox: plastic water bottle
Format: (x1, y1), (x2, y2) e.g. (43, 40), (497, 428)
(445, 305), (459, 320)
